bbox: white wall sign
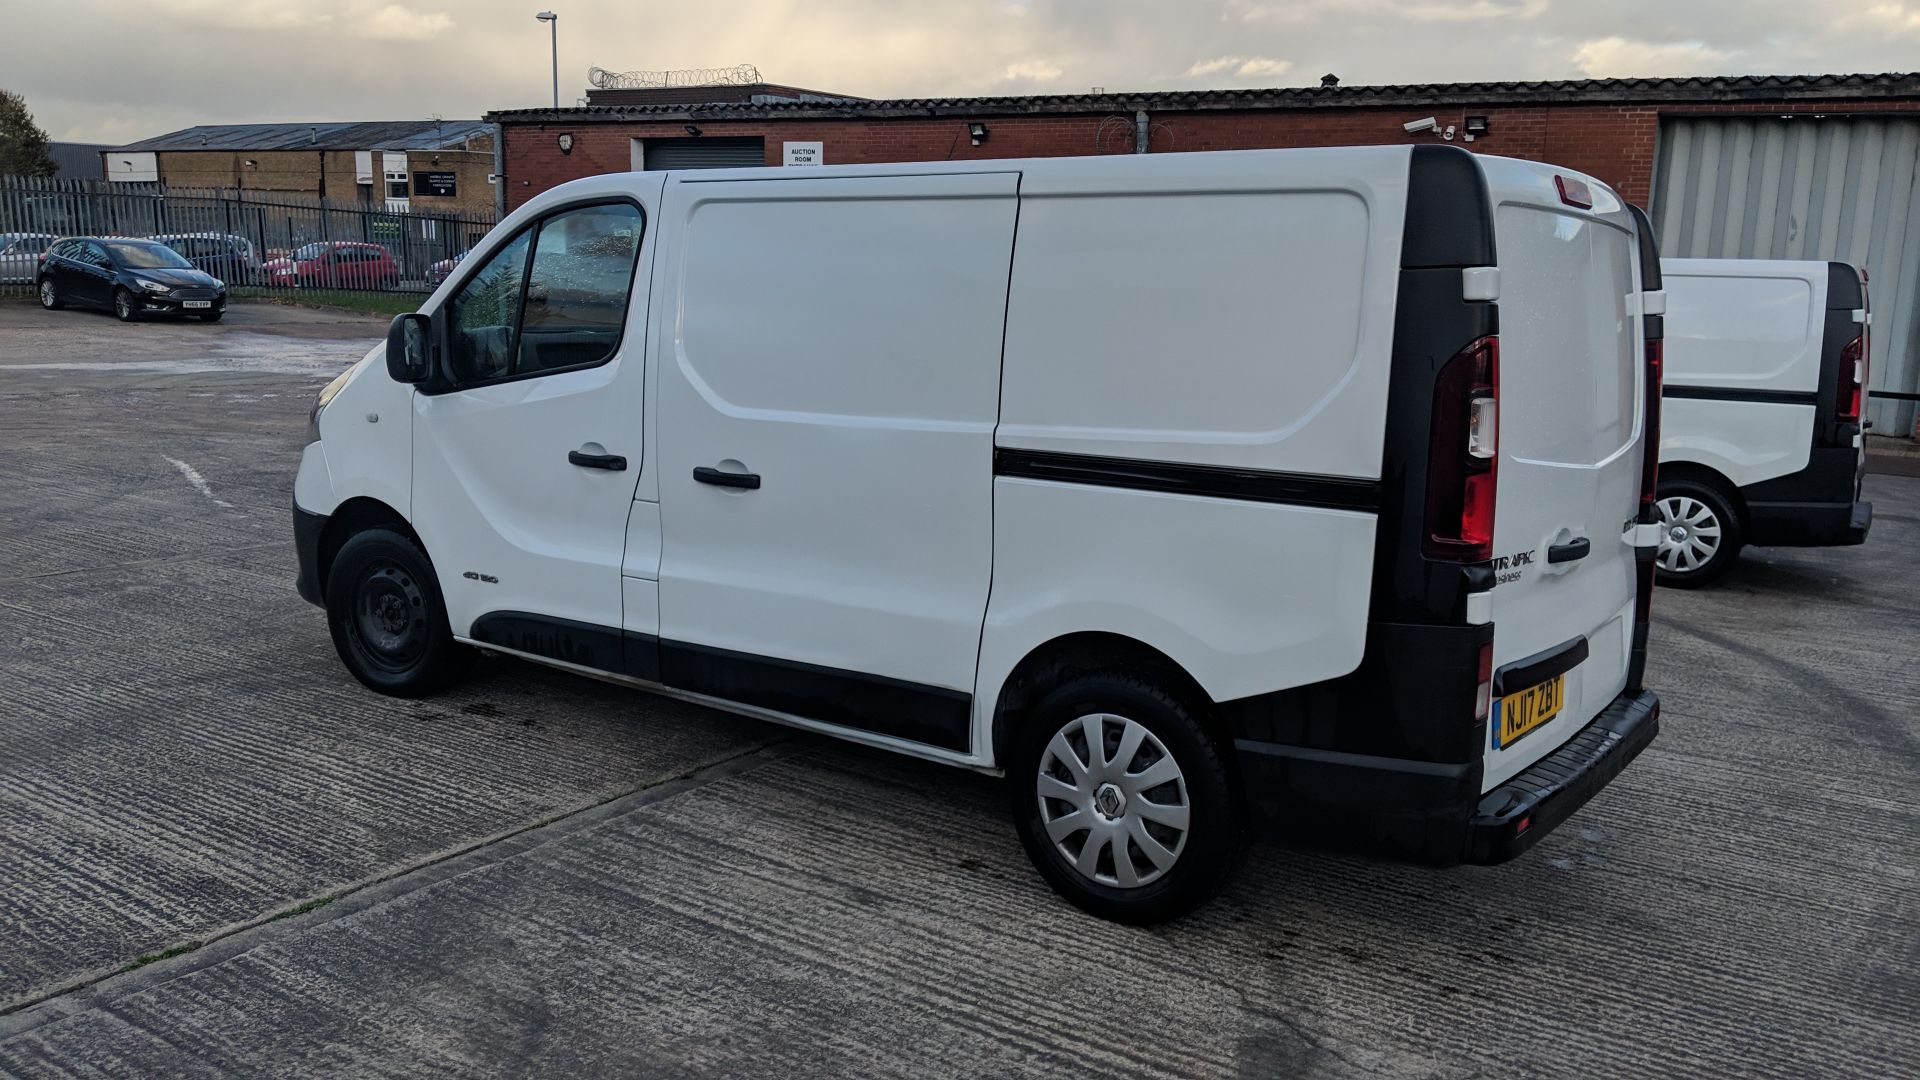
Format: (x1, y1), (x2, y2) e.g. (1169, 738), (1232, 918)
(108, 152), (158, 183)
(783, 141), (824, 167)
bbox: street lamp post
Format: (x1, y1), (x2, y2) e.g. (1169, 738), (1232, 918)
(535, 11), (558, 109)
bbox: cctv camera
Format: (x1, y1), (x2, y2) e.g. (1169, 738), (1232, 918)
(1403, 117), (1440, 134)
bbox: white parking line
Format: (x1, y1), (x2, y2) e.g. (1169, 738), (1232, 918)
(163, 456), (234, 508)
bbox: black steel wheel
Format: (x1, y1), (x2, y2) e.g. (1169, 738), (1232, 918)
(324, 528), (470, 697)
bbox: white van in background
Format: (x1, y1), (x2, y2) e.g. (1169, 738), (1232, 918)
(1657, 259), (1872, 586)
(292, 146), (1663, 922)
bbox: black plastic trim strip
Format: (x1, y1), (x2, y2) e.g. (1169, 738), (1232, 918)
(1492, 635), (1589, 696)
(993, 448), (1381, 512)
(1233, 739), (1473, 779)
(1662, 385), (1819, 406)
(470, 611), (969, 752)
(1400, 145), (1496, 269)
(661, 640), (971, 752)
(470, 611), (658, 682)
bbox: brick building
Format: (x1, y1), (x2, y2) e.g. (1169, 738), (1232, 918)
(102, 120), (497, 217)
(488, 71), (1920, 434)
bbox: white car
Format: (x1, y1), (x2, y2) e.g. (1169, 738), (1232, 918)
(293, 146), (1664, 922)
(1656, 258), (1872, 585)
(0, 232), (54, 284)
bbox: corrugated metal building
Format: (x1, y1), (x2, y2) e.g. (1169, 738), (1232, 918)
(1655, 115), (1920, 437)
(47, 142), (108, 181)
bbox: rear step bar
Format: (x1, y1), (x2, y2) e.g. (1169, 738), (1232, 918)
(1464, 688), (1660, 864)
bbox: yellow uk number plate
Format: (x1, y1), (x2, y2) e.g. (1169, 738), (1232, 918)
(1495, 674), (1565, 749)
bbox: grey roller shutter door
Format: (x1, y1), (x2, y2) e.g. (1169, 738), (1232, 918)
(1652, 116), (1920, 437)
(641, 137), (766, 171)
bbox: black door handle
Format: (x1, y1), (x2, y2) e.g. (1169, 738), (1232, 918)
(568, 450), (627, 471)
(1548, 537), (1592, 564)
(693, 466), (760, 490)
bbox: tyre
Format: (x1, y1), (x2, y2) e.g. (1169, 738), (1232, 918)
(113, 287), (139, 322)
(1008, 672), (1243, 924)
(1654, 477), (1743, 588)
(324, 528), (471, 697)
(37, 278), (62, 310)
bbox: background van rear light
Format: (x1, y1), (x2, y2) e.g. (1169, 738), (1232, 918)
(1423, 335), (1499, 562)
(1836, 334), (1866, 422)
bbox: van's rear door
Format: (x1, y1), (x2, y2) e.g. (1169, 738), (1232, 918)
(1480, 161), (1648, 790)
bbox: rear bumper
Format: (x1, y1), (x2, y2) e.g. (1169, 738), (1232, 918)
(1746, 499), (1871, 547)
(1233, 686), (1659, 866)
(1463, 688), (1660, 864)
(1743, 447), (1871, 547)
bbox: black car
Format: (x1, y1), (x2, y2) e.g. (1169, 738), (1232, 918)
(36, 237), (229, 322)
(150, 233), (258, 286)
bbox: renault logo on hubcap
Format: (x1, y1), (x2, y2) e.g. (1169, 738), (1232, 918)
(1093, 782), (1126, 819)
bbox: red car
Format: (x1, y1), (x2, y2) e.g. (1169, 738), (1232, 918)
(261, 241), (398, 289)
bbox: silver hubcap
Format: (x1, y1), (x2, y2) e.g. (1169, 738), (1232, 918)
(1655, 495), (1723, 573)
(39, 281), (53, 305)
(1037, 713), (1190, 889)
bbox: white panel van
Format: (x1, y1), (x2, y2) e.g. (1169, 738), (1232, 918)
(293, 146), (1664, 922)
(1656, 259), (1873, 585)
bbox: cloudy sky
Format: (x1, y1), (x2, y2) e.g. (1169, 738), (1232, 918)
(6, 0), (1918, 143)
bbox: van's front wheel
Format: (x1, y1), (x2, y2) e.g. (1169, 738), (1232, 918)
(324, 528), (471, 697)
(1654, 478), (1743, 588)
(1008, 674), (1242, 924)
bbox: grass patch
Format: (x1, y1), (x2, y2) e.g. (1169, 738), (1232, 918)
(120, 941), (204, 972)
(110, 896), (337, 977)
(267, 895), (337, 923)
(231, 287), (422, 318)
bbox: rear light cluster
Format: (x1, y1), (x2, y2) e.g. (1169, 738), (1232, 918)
(1423, 335), (1500, 562)
(1836, 334), (1867, 424)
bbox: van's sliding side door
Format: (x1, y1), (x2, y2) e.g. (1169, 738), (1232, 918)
(653, 171), (1020, 756)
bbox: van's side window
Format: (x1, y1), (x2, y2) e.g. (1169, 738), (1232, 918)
(446, 229), (534, 384)
(516, 203), (644, 374)
(444, 201), (643, 386)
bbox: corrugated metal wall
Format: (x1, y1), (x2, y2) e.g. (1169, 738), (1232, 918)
(1652, 116), (1920, 437)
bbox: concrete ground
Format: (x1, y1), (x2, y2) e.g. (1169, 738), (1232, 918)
(0, 300), (1915, 1077)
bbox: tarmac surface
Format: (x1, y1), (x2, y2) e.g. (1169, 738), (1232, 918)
(1, 300), (1916, 1077)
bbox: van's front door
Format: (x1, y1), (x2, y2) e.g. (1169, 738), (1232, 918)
(410, 190), (660, 660)
(655, 172), (1020, 756)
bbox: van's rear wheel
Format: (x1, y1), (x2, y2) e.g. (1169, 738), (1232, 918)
(1654, 478), (1743, 588)
(1008, 673), (1242, 924)
(325, 528), (470, 697)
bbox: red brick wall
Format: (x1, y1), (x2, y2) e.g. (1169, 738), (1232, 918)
(500, 99), (1915, 213)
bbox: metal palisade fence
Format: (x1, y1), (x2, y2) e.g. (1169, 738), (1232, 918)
(0, 176), (496, 297)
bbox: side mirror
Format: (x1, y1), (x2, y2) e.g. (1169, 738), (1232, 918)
(386, 312), (432, 384)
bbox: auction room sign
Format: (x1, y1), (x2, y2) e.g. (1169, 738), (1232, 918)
(413, 171), (458, 197)
(783, 141), (824, 166)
